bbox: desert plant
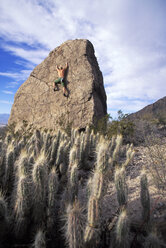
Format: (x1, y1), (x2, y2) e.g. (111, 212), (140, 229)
(145, 135), (166, 193)
(64, 200), (86, 248)
(0, 191), (8, 238)
(13, 172), (30, 236)
(47, 167), (59, 229)
(116, 208), (129, 248)
(32, 152), (48, 226)
(140, 171), (150, 223)
(34, 230), (46, 248)
(114, 166), (128, 207)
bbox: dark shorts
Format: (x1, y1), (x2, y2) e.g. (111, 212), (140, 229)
(54, 77), (65, 87)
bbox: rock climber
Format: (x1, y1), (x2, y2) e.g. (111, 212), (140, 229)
(53, 62), (68, 97)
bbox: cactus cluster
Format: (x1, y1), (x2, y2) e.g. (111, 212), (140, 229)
(0, 124), (163, 248)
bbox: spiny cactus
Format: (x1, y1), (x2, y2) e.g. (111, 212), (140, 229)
(140, 171), (150, 222)
(5, 134), (12, 145)
(34, 230), (46, 248)
(64, 200), (86, 248)
(56, 141), (66, 166)
(47, 167), (59, 227)
(87, 196), (99, 228)
(35, 129), (42, 156)
(49, 130), (61, 165)
(114, 166), (128, 207)
(44, 132), (51, 155)
(112, 134), (123, 166)
(69, 162), (79, 202)
(116, 208), (129, 248)
(32, 152), (48, 225)
(16, 150), (29, 176)
(14, 173), (30, 235)
(91, 172), (103, 200)
(84, 225), (100, 247)
(69, 145), (78, 168)
(0, 191), (7, 222)
(0, 191), (8, 238)
(96, 142), (109, 173)
(123, 144), (135, 167)
(5, 145), (14, 190)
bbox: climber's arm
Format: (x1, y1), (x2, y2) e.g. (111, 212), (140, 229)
(65, 62), (68, 70)
(56, 65), (59, 71)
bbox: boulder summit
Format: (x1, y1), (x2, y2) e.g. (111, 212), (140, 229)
(9, 39), (107, 130)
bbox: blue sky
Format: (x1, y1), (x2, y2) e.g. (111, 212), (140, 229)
(0, 0), (166, 117)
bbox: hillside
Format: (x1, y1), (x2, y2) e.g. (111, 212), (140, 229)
(128, 96), (166, 122)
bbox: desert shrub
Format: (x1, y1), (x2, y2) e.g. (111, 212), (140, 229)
(145, 135), (166, 193)
(90, 111), (135, 143)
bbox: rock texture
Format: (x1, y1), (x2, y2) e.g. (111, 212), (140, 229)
(9, 39), (107, 130)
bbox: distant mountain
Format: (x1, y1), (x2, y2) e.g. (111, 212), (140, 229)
(128, 96), (166, 122)
(0, 114), (10, 125)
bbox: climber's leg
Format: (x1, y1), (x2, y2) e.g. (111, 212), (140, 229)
(61, 79), (68, 97)
(53, 78), (61, 91)
(62, 86), (68, 97)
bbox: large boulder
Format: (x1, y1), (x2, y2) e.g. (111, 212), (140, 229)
(9, 39), (107, 130)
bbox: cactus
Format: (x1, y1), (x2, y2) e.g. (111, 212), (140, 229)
(17, 150), (29, 176)
(87, 196), (99, 228)
(35, 129), (41, 156)
(112, 135), (123, 166)
(5, 148), (14, 181)
(123, 144), (135, 167)
(4, 146), (14, 193)
(0, 191), (7, 222)
(32, 153), (48, 225)
(47, 167), (59, 226)
(69, 145), (77, 168)
(84, 225), (100, 247)
(69, 162), (79, 202)
(50, 130), (61, 165)
(14, 173), (30, 236)
(114, 166), (128, 207)
(140, 171), (150, 222)
(0, 191), (8, 238)
(56, 141), (66, 166)
(34, 230), (46, 248)
(96, 142), (109, 173)
(64, 200), (86, 248)
(116, 208), (129, 247)
(44, 132), (51, 155)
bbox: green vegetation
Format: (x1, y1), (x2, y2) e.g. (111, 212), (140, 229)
(90, 110), (135, 143)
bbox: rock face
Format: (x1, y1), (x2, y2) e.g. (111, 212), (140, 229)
(9, 39), (107, 130)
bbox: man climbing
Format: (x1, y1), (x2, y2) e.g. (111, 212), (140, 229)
(53, 62), (68, 97)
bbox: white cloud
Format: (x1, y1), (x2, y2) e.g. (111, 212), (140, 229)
(2, 90), (14, 95)
(0, 100), (13, 105)
(0, 0), (166, 115)
(5, 81), (19, 88)
(2, 44), (49, 65)
(0, 70), (31, 81)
